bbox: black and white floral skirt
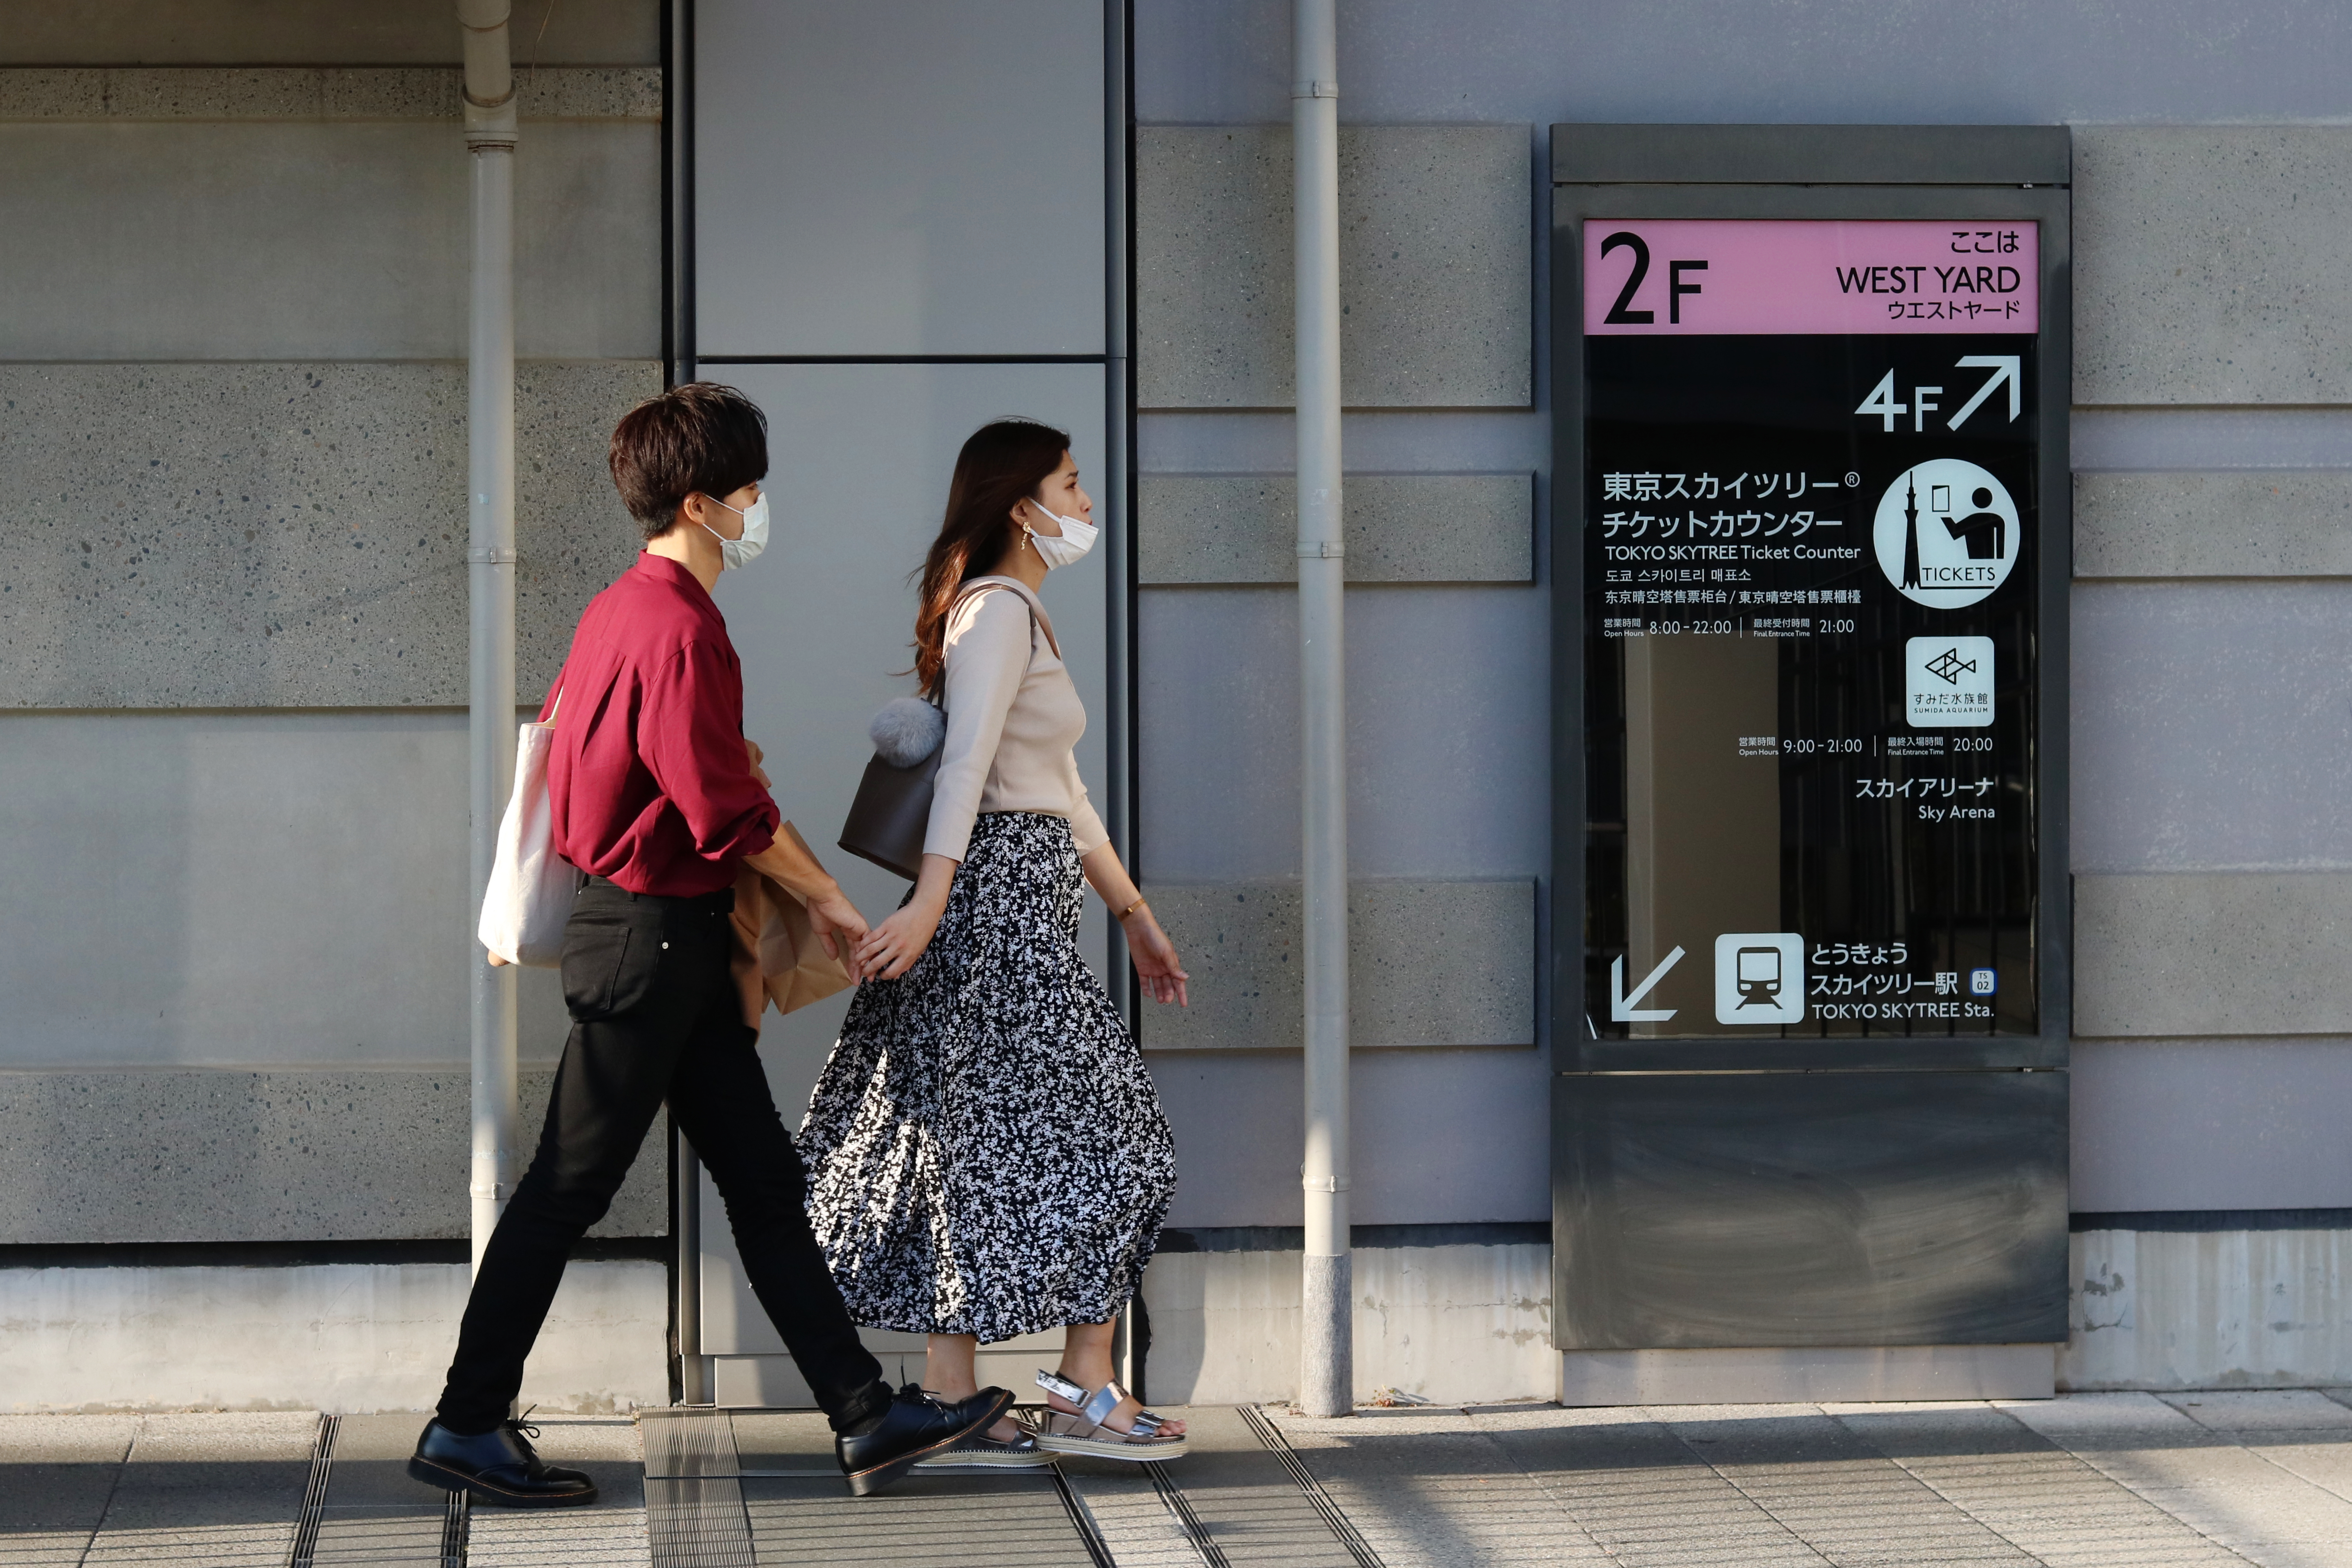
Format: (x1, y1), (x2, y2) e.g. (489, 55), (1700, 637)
(798, 811), (1176, 1342)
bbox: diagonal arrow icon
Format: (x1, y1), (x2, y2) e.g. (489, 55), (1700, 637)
(1611, 946), (1684, 1022)
(1947, 355), (2021, 429)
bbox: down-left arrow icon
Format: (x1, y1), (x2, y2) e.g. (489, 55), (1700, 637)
(1610, 946), (1685, 1023)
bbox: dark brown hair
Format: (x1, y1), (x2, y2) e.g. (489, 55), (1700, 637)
(910, 418), (1070, 694)
(607, 382), (768, 538)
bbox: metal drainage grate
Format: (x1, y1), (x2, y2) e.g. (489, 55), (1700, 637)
(286, 1413), (339, 1568)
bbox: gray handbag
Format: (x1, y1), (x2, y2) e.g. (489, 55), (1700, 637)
(838, 581), (1050, 880)
(837, 698), (946, 880)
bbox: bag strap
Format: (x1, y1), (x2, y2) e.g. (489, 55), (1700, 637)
(955, 575), (1060, 659)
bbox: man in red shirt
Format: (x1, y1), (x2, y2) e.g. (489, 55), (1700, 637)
(409, 385), (1010, 1505)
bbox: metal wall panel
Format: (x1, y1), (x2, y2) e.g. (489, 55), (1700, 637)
(693, 0), (1106, 357)
(1555, 1070), (2070, 1349)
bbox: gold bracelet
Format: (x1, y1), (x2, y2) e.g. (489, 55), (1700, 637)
(1116, 895), (1148, 921)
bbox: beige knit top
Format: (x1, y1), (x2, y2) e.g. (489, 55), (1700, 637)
(922, 576), (1109, 862)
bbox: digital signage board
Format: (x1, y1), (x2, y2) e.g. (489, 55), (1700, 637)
(1549, 128), (2072, 1362)
(1582, 218), (2043, 1040)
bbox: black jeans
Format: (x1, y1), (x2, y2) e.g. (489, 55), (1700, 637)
(436, 878), (888, 1434)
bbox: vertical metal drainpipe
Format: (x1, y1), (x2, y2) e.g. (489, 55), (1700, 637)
(461, 0), (519, 1277)
(1293, 0), (1352, 1419)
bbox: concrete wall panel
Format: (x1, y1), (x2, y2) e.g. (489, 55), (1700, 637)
(1136, 0), (2352, 127)
(0, 1260), (665, 1415)
(0, 2), (658, 67)
(0, 121), (657, 361)
(2076, 126), (2352, 407)
(2076, 873), (2352, 1038)
(1137, 125), (1531, 409)
(2071, 582), (2352, 874)
(2072, 1038), (2352, 1213)
(1143, 880), (1534, 1050)
(0, 712), (590, 1067)
(0, 360), (653, 708)
(1140, 1243), (1554, 1406)
(1138, 586), (1549, 880)
(2077, 472), (2352, 580)
(0, 1070), (665, 1244)
(1150, 1047), (1549, 1228)
(2065, 1228), (2352, 1391)
(1139, 472), (1533, 584)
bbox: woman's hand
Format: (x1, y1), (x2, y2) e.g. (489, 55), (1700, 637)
(1124, 907), (1189, 1007)
(854, 854), (958, 980)
(855, 897), (945, 980)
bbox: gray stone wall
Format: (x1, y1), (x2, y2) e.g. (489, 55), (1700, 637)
(0, 361), (650, 707)
(2067, 124), (2352, 1220)
(1132, 119), (1546, 1227)
(0, 27), (668, 1240)
(0, 1069), (665, 1244)
(1138, 473), (1533, 584)
(1137, 125), (1531, 409)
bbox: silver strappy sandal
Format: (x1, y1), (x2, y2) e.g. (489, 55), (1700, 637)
(1032, 1369), (1189, 1461)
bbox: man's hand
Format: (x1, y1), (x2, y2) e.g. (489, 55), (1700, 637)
(745, 737), (772, 790)
(806, 889), (869, 965)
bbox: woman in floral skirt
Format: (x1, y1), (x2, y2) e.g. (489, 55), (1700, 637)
(799, 418), (1191, 1467)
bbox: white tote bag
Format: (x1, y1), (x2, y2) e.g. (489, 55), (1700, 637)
(478, 694), (583, 967)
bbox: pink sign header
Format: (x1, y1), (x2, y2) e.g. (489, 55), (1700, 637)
(1584, 220), (2039, 336)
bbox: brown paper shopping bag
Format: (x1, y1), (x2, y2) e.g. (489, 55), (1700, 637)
(730, 822), (856, 1030)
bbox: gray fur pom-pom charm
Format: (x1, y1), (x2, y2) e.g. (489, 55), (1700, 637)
(869, 697), (946, 768)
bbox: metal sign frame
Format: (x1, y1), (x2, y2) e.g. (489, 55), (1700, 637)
(1548, 125), (2073, 1351)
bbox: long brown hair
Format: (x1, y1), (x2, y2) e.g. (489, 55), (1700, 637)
(910, 418), (1070, 695)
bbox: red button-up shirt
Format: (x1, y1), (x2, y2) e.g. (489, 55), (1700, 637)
(541, 554), (777, 897)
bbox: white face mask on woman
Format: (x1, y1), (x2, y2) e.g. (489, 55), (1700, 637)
(1021, 499), (1097, 569)
(700, 491), (769, 571)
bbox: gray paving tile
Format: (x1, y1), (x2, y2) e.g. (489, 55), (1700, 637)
(2222, 1439), (2352, 1506)
(308, 1413), (448, 1565)
(0, 1531), (100, 1568)
(1149, 1405), (1360, 1567)
(467, 1417), (648, 1567)
(0, 1414), (140, 1464)
(740, 1473), (1095, 1566)
(2164, 1393), (2352, 1435)
(1057, 1467), (1201, 1568)
(723, 1409), (835, 1475)
(1838, 1406), (2253, 1568)
(321, 1413), (443, 1508)
(81, 1413), (315, 1568)
(0, 1461), (124, 1530)
(0, 1415), (136, 1566)
(2127, 1481), (2352, 1548)
(1669, 1412), (2034, 1567)
(1477, 1407), (1832, 1567)
(1275, 1408), (1612, 1567)
(308, 1509), (448, 1564)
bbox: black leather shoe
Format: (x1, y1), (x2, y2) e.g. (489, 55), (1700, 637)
(408, 1417), (598, 1508)
(835, 1383), (1013, 1497)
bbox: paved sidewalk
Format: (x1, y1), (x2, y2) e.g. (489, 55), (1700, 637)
(7, 1392), (2352, 1565)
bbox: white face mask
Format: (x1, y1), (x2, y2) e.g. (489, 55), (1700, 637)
(700, 491), (769, 571)
(1020, 498), (1097, 569)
